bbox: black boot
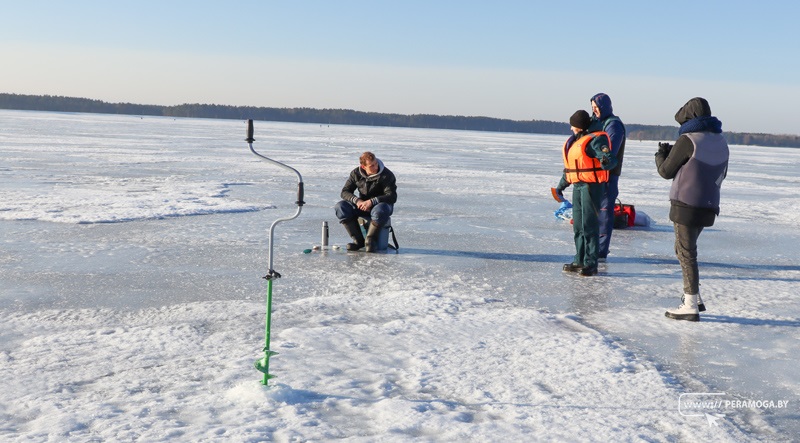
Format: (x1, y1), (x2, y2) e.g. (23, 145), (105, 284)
(341, 219), (365, 251)
(364, 221), (382, 253)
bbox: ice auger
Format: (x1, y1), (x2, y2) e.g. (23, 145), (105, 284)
(247, 119), (304, 385)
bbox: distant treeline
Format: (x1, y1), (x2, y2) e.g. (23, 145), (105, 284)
(2, 93), (798, 148)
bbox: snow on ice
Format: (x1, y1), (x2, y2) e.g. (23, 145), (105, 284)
(0, 110), (797, 442)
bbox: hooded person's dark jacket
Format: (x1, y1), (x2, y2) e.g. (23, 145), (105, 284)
(588, 93), (626, 176)
(340, 159), (397, 206)
(655, 97), (729, 226)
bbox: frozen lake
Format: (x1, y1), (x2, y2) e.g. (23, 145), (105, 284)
(1, 110), (797, 441)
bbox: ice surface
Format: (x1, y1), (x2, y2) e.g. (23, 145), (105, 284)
(1, 110), (797, 441)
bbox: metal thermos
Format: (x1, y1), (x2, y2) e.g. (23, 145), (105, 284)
(321, 221), (329, 249)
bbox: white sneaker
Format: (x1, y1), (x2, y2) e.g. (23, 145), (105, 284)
(665, 293), (700, 322)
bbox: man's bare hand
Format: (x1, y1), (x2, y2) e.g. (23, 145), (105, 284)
(356, 199), (374, 211)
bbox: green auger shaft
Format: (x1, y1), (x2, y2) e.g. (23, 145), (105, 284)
(255, 278), (278, 385)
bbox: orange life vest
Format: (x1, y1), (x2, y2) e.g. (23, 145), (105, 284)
(562, 132), (611, 184)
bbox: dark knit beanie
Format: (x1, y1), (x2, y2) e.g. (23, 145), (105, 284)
(569, 110), (591, 130)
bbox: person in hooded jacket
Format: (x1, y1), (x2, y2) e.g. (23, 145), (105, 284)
(334, 151), (397, 252)
(588, 93), (626, 262)
(554, 110), (618, 276)
(655, 97), (729, 321)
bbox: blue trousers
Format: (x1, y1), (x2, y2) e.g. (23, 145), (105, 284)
(334, 200), (393, 226)
(598, 174), (619, 258)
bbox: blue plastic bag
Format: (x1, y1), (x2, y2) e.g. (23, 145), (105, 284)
(554, 200), (573, 220)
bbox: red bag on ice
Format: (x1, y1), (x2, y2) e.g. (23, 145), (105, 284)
(613, 199), (636, 228)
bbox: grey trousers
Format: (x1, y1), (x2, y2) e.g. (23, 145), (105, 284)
(674, 223), (704, 294)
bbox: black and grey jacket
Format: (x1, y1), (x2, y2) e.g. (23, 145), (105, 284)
(656, 98), (729, 227)
(340, 159), (397, 206)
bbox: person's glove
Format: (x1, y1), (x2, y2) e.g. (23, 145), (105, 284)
(555, 187), (565, 202)
(657, 142), (673, 157)
(599, 145), (611, 166)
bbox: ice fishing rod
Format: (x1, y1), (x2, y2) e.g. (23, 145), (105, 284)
(247, 119), (304, 385)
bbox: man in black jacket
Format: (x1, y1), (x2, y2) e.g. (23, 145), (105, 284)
(655, 97), (729, 321)
(334, 151), (397, 252)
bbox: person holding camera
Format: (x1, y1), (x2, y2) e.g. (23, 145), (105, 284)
(655, 97), (729, 321)
(554, 110), (618, 276)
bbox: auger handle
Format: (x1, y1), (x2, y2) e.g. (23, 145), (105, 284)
(297, 182), (305, 206)
(246, 119), (255, 143)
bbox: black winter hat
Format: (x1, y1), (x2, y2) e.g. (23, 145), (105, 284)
(569, 110), (591, 130)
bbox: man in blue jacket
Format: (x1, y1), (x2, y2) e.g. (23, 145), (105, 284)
(588, 93), (626, 262)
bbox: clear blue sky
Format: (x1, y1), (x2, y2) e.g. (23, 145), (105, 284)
(3, 1), (798, 135)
